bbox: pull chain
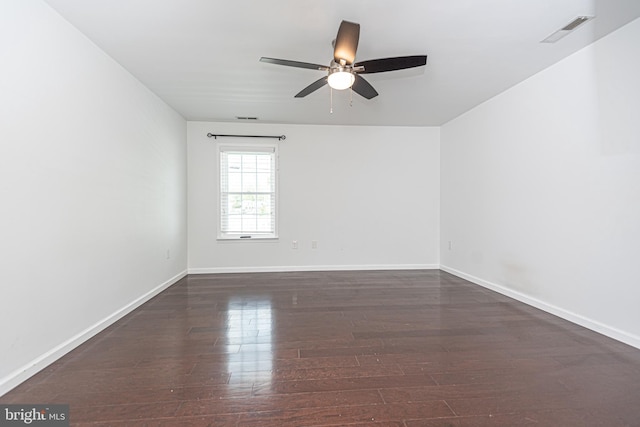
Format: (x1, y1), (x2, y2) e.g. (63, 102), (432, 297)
(330, 87), (333, 114)
(350, 86), (353, 107)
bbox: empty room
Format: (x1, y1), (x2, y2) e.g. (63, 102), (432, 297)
(1, 0), (640, 425)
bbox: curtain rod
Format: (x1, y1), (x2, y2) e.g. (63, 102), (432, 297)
(207, 133), (286, 141)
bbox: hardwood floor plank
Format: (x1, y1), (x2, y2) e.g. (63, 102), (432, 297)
(235, 401), (453, 427)
(175, 389), (383, 416)
(70, 402), (181, 423)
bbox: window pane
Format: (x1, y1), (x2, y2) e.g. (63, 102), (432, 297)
(228, 172), (242, 192)
(242, 216), (257, 232)
(227, 215), (241, 232)
(227, 194), (242, 215)
(228, 154), (242, 171)
(256, 155), (271, 173)
(242, 196), (256, 215)
(242, 155), (257, 172)
(256, 194), (272, 215)
(242, 173), (257, 192)
(257, 216), (272, 232)
(256, 173), (272, 192)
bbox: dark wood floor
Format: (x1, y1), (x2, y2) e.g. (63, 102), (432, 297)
(3, 270), (640, 426)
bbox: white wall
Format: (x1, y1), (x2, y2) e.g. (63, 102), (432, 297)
(188, 122), (440, 272)
(0, 1), (187, 394)
(441, 18), (640, 347)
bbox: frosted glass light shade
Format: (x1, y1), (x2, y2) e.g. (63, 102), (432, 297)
(327, 71), (355, 90)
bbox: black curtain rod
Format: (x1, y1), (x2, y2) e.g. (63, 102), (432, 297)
(207, 133), (286, 141)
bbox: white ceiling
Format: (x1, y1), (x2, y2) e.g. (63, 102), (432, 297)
(44, 0), (640, 126)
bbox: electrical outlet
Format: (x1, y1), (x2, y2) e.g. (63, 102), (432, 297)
(311, 240), (318, 249)
(292, 240), (298, 249)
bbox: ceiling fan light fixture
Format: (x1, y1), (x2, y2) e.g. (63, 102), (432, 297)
(327, 68), (355, 90)
(260, 20), (427, 100)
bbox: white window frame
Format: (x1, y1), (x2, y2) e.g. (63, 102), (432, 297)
(217, 142), (279, 240)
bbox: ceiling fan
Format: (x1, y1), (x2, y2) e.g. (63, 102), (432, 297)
(260, 20), (427, 100)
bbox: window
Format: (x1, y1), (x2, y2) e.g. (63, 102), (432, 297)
(218, 144), (278, 239)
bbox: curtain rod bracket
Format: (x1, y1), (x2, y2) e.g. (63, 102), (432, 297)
(207, 133), (286, 141)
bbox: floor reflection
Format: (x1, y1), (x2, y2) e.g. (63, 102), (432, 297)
(226, 297), (273, 387)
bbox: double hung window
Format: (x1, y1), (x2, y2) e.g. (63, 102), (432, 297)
(218, 144), (278, 239)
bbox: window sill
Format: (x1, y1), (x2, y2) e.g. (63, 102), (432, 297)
(217, 236), (279, 242)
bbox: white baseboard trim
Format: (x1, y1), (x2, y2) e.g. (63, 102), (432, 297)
(440, 265), (640, 350)
(0, 270), (188, 397)
(188, 264), (439, 275)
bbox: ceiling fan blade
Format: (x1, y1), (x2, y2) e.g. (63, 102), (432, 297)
(355, 55), (427, 74)
(295, 77), (328, 98)
(333, 21), (360, 65)
(260, 57), (329, 71)
(351, 75), (378, 99)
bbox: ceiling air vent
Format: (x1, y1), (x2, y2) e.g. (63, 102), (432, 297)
(541, 16), (594, 43)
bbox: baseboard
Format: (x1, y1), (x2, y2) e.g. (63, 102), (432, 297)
(0, 270), (188, 397)
(440, 265), (640, 350)
(188, 264), (439, 274)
